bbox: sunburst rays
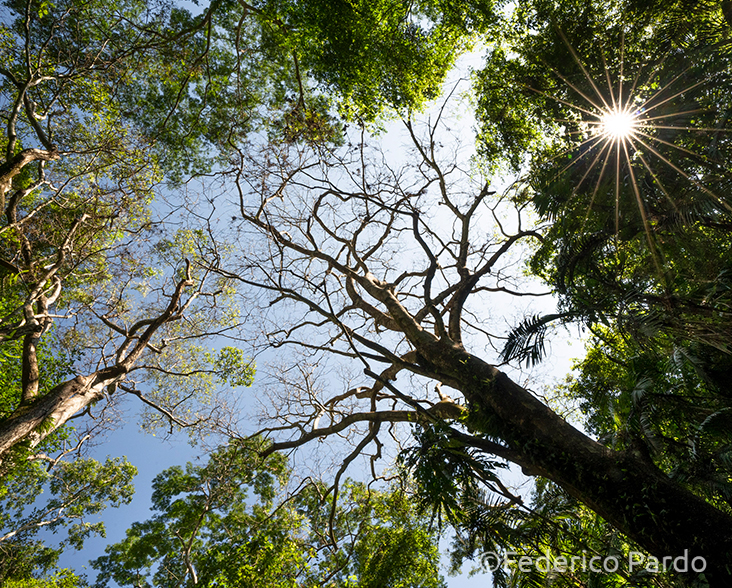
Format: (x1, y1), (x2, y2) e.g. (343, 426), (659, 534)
(529, 29), (732, 275)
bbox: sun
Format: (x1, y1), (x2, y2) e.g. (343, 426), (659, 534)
(600, 107), (637, 140)
(525, 31), (732, 275)
(528, 32), (730, 215)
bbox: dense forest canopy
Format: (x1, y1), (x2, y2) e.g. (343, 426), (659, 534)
(1, 0), (732, 586)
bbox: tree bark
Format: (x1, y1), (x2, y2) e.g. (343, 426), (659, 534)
(418, 337), (732, 585)
(0, 148), (59, 211)
(0, 267), (195, 468)
(0, 367), (124, 463)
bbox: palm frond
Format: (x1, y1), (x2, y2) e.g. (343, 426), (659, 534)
(501, 313), (568, 366)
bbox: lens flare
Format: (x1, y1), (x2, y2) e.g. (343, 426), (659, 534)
(526, 26), (732, 256)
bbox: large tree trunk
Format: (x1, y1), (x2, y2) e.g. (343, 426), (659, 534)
(238, 117), (732, 585)
(420, 338), (732, 585)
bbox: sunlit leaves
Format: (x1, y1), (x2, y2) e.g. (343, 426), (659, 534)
(276, 0), (475, 121)
(0, 456), (136, 585)
(92, 443), (444, 588)
(208, 346), (255, 388)
(4, 569), (87, 588)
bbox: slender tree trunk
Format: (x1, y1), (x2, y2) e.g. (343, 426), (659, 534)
(21, 331), (40, 405)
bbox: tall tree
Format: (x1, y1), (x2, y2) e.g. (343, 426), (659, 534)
(91, 439), (445, 588)
(205, 73), (732, 583)
(0, 0), (244, 467)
